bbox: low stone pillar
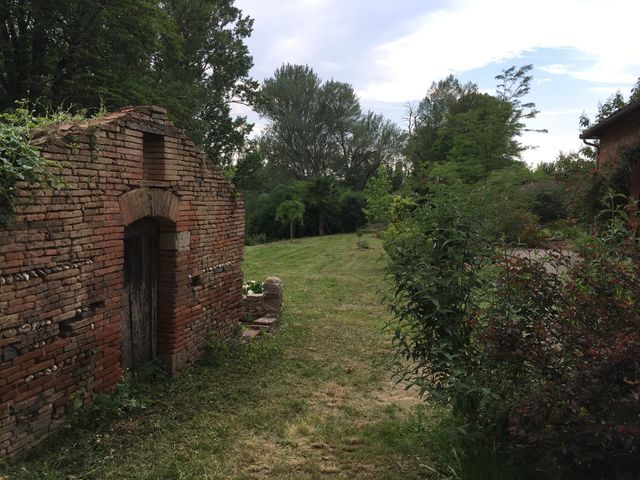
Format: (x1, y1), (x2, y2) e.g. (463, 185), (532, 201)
(262, 277), (283, 321)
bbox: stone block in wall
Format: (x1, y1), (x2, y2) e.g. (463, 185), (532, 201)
(159, 231), (191, 251)
(262, 277), (283, 320)
(242, 277), (283, 325)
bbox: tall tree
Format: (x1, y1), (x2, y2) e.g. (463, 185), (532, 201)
(258, 64), (405, 186)
(0, 0), (168, 108)
(305, 176), (337, 236)
(258, 64), (356, 179)
(404, 75), (478, 183)
(340, 112), (406, 190)
(0, 0), (256, 161)
(435, 93), (519, 183)
(159, 0), (258, 161)
(406, 66), (543, 186)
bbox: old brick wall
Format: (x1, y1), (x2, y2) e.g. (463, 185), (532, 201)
(0, 106), (244, 457)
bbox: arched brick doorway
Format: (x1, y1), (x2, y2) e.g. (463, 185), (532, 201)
(119, 188), (182, 371)
(122, 218), (158, 369)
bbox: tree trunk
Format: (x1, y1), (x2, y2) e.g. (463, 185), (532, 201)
(318, 207), (325, 236)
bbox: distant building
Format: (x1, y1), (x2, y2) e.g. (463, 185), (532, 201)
(580, 100), (640, 197)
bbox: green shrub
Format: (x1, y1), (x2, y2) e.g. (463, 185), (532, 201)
(383, 195), (492, 404)
(384, 191), (640, 477)
(522, 179), (566, 222)
(518, 223), (551, 247)
(245, 233), (267, 245)
(242, 280), (263, 295)
(0, 103), (80, 224)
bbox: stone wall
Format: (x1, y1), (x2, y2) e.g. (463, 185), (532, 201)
(0, 106), (244, 457)
(243, 293), (264, 321)
(242, 277), (283, 323)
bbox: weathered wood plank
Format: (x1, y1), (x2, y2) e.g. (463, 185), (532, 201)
(122, 219), (158, 370)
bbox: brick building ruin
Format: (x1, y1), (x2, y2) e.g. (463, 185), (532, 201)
(0, 106), (245, 457)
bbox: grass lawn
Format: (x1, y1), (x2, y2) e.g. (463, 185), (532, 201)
(4, 233), (454, 479)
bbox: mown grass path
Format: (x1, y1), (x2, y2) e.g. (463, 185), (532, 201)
(6, 234), (438, 479)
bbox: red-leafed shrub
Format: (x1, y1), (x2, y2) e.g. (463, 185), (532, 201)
(478, 243), (640, 476)
(385, 193), (640, 477)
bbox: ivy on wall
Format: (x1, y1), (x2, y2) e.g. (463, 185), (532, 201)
(0, 102), (95, 225)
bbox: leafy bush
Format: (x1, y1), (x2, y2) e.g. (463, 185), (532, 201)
(522, 179), (566, 223)
(545, 151), (602, 225)
(0, 103), (82, 224)
(546, 218), (589, 242)
(476, 243), (640, 477)
(384, 192), (640, 477)
(470, 165), (539, 243)
(383, 195), (492, 403)
(356, 238), (370, 249)
(364, 165), (393, 224)
(333, 189), (367, 232)
(518, 223), (551, 247)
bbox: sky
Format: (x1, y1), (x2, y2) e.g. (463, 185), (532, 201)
(233, 0), (640, 165)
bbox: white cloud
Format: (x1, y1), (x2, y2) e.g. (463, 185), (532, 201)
(359, 0), (640, 103)
(538, 64), (571, 75)
(233, 0), (640, 162)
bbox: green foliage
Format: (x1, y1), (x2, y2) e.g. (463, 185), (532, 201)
(305, 176), (337, 235)
(435, 93), (519, 183)
(521, 179), (566, 223)
(69, 359), (170, 431)
(0, 103), (88, 224)
(631, 77), (640, 103)
(242, 280), (263, 295)
(495, 64), (547, 138)
(540, 150), (601, 225)
(601, 143), (640, 196)
(383, 196), (492, 401)
(245, 232), (267, 246)
(475, 240), (640, 477)
(390, 195), (417, 223)
(407, 65), (543, 191)
(384, 186), (640, 476)
(232, 141), (265, 191)
(597, 189), (639, 245)
(333, 189), (367, 232)
(466, 164), (537, 243)
(258, 64), (405, 187)
(0, 0), (257, 162)
(356, 238), (370, 249)
(363, 165), (393, 224)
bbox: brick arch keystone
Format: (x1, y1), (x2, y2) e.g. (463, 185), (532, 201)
(119, 188), (180, 226)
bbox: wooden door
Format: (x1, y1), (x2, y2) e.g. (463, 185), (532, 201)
(122, 219), (158, 370)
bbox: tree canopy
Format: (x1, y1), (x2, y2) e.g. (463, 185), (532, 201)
(257, 64), (405, 189)
(0, 0), (257, 161)
(406, 65), (543, 187)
